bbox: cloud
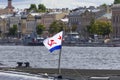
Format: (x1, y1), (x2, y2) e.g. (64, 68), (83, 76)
(0, 0), (114, 9)
(39, 0), (98, 9)
(79, 0), (114, 5)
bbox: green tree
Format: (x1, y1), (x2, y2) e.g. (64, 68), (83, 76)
(100, 3), (107, 8)
(87, 19), (97, 34)
(36, 24), (45, 35)
(49, 21), (66, 34)
(38, 4), (46, 12)
(114, 0), (120, 4)
(87, 20), (112, 37)
(9, 24), (18, 36)
(102, 22), (112, 36)
(71, 25), (77, 32)
(29, 4), (37, 12)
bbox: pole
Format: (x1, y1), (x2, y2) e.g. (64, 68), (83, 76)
(58, 31), (63, 75)
(58, 48), (62, 74)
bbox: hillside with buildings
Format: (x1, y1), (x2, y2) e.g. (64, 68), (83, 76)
(0, 0), (119, 46)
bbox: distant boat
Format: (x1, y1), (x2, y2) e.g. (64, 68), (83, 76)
(22, 33), (44, 46)
(63, 32), (80, 45)
(27, 37), (44, 46)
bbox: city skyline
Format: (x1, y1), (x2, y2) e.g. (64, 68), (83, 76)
(0, 0), (114, 9)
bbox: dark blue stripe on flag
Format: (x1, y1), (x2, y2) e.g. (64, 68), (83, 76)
(49, 45), (61, 52)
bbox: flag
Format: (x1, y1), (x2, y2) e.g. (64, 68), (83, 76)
(43, 31), (63, 52)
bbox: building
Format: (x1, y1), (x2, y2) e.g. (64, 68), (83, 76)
(6, 0), (14, 11)
(41, 12), (67, 30)
(21, 13), (41, 35)
(7, 15), (21, 38)
(112, 4), (120, 38)
(0, 14), (12, 37)
(0, 13), (41, 38)
(96, 13), (112, 22)
(96, 5), (112, 22)
(0, 14), (22, 38)
(68, 6), (111, 40)
(68, 8), (96, 39)
(0, 18), (7, 37)
(0, 0), (14, 15)
(47, 8), (69, 13)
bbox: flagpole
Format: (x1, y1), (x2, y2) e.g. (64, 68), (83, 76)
(58, 31), (63, 75)
(58, 47), (62, 74)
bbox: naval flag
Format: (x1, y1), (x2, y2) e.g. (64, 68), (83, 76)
(43, 31), (63, 52)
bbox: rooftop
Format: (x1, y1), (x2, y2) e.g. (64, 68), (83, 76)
(112, 4), (120, 8)
(69, 8), (100, 16)
(0, 14), (13, 19)
(97, 13), (112, 19)
(60, 18), (68, 22)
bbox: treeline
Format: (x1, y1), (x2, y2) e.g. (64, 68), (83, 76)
(29, 4), (46, 12)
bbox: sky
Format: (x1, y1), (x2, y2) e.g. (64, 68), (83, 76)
(0, 0), (114, 9)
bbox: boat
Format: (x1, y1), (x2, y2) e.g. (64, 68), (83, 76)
(22, 33), (44, 46)
(63, 32), (80, 45)
(0, 71), (54, 80)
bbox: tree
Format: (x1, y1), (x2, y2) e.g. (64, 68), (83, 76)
(36, 24), (45, 35)
(49, 21), (66, 34)
(29, 4), (37, 12)
(87, 20), (112, 37)
(87, 19), (97, 34)
(99, 21), (112, 36)
(71, 25), (77, 32)
(38, 4), (46, 12)
(114, 0), (120, 4)
(9, 24), (18, 37)
(100, 3), (107, 8)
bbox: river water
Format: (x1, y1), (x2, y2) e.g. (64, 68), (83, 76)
(0, 46), (120, 69)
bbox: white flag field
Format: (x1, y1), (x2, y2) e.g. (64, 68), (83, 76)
(43, 31), (63, 52)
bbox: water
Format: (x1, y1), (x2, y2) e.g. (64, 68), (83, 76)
(0, 46), (120, 69)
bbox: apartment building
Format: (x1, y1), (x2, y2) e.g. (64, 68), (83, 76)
(41, 12), (67, 30)
(68, 6), (111, 39)
(0, 18), (7, 37)
(112, 4), (120, 38)
(21, 13), (41, 35)
(68, 8), (95, 39)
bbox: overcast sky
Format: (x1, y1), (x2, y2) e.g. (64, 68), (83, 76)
(0, 0), (114, 9)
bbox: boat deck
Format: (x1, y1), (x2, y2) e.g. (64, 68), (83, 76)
(1, 67), (120, 80)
